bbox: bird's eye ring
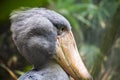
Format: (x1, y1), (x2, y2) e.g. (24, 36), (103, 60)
(60, 27), (65, 32)
(56, 26), (66, 36)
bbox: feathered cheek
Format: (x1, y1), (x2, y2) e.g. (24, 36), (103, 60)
(27, 36), (49, 49)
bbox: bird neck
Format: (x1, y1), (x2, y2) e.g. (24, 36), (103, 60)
(33, 59), (58, 70)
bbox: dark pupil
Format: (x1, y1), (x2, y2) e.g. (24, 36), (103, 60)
(61, 27), (64, 31)
(57, 27), (64, 35)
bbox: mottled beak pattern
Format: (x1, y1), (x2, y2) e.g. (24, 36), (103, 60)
(56, 31), (92, 80)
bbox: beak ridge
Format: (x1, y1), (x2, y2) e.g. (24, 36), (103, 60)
(56, 31), (92, 80)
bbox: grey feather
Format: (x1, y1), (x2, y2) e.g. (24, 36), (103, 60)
(10, 8), (71, 80)
(18, 61), (69, 80)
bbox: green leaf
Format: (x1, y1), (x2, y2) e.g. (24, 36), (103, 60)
(75, 14), (91, 26)
(0, 0), (48, 21)
(79, 44), (103, 74)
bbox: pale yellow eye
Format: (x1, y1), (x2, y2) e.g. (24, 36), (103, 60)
(60, 27), (65, 32)
(57, 26), (67, 35)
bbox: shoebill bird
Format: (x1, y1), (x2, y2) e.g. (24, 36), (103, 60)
(10, 8), (92, 80)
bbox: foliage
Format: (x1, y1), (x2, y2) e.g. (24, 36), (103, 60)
(0, 0), (48, 21)
(49, 0), (120, 79)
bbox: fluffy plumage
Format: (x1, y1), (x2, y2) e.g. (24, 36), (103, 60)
(10, 8), (71, 80)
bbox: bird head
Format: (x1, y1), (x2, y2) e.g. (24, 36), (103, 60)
(10, 8), (92, 80)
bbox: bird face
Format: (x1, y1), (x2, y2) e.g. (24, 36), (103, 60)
(10, 8), (92, 80)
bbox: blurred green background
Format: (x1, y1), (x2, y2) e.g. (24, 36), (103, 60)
(0, 0), (120, 80)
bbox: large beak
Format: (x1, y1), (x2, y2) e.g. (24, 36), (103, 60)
(55, 31), (92, 80)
